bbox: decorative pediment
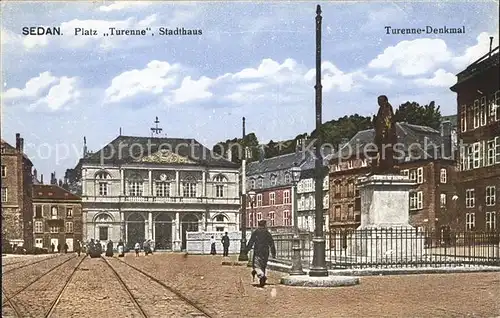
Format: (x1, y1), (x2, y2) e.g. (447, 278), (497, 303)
(138, 149), (196, 164)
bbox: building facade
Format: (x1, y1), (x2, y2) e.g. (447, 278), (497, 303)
(451, 45), (500, 232)
(296, 152), (330, 233)
(327, 122), (457, 232)
(32, 185), (83, 251)
(246, 151), (306, 232)
(1, 134), (34, 249)
(72, 135), (240, 250)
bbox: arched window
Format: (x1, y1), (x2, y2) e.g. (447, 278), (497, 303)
(182, 175), (197, 197)
(257, 176), (264, 188)
(95, 171), (111, 196)
(51, 206), (58, 219)
(128, 174), (143, 197)
(214, 214), (227, 222)
(95, 213), (113, 223)
(213, 174), (227, 198)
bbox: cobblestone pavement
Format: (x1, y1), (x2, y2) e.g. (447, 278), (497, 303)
(2, 253), (500, 317)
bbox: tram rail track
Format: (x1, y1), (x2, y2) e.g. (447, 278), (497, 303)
(2, 255), (77, 304)
(103, 256), (215, 317)
(2, 254), (59, 274)
(2, 255), (85, 318)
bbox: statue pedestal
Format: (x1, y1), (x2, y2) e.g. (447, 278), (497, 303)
(351, 175), (424, 261)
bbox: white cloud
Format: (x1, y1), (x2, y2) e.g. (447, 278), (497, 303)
(1, 28), (21, 46)
(105, 60), (181, 103)
(2, 72), (80, 112)
(368, 38), (452, 76)
(171, 76), (214, 104)
(451, 32), (499, 68)
(98, 1), (154, 12)
(414, 69), (456, 87)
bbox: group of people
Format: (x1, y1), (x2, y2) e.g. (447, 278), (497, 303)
(50, 242), (70, 254)
(209, 232), (231, 256)
(134, 239), (154, 256)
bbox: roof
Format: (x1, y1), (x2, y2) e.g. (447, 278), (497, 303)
(1, 139), (34, 166)
(80, 135), (238, 168)
(451, 47), (499, 90)
(328, 122), (448, 161)
(300, 145), (334, 170)
(32, 184), (81, 201)
(246, 152), (306, 175)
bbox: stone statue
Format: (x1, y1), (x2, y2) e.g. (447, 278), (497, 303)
(372, 95), (399, 174)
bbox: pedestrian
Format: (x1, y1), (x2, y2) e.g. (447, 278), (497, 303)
(106, 240), (114, 257)
(51, 243), (55, 253)
(146, 239), (153, 255)
(117, 240), (125, 257)
(245, 220), (276, 287)
(144, 240), (150, 256)
(75, 240), (81, 256)
(64, 243), (69, 254)
(221, 232), (230, 257)
(57, 244), (61, 253)
(210, 236), (217, 255)
(134, 242), (140, 257)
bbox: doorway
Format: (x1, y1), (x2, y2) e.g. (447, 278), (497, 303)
(50, 238), (58, 252)
(126, 213), (145, 249)
(154, 213), (173, 250)
(181, 214), (199, 250)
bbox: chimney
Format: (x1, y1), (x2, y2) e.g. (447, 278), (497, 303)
(490, 36), (494, 57)
(33, 169), (38, 180)
(40, 174), (44, 184)
(259, 146), (265, 162)
(58, 179), (63, 187)
(20, 138), (24, 153)
(296, 139), (302, 153)
(15, 133), (20, 151)
(83, 136), (88, 158)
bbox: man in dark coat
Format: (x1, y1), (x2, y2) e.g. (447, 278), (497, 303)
(221, 232), (230, 257)
(373, 95), (399, 174)
(106, 240), (114, 257)
(75, 240), (81, 256)
(246, 220), (276, 287)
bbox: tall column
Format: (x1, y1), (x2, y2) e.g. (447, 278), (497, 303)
(82, 210), (88, 242)
(120, 169), (124, 195)
(148, 170), (153, 196)
(174, 212), (181, 251)
(120, 210), (125, 241)
(202, 171), (207, 197)
(176, 171), (180, 196)
(148, 211), (153, 240)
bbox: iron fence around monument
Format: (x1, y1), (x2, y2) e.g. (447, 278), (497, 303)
(271, 229), (500, 269)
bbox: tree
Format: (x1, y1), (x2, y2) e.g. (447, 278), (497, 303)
(393, 101), (442, 130)
(212, 132), (260, 165)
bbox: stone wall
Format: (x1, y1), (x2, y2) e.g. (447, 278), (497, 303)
(186, 231), (251, 254)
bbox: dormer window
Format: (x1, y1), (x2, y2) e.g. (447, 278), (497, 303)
(284, 173), (290, 184)
(270, 175), (277, 186)
(258, 177), (264, 189)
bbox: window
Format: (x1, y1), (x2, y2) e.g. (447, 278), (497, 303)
(156, 182), (170, 197)
(465, 213), (475, 231)
(347, 181), (354, 197)
(480, 96), (487, 126)
(473, 99), (480, 129)
(486, 186), (496, 206)
(98, 182), (108, 196)
(440, 168), (447, 183)
(440, 193), (447, 208)
(216, 227), (224, 232)
(1, 165), (5, 177)
(416, 167), (424, 184)
(465, 189), (475, 208)
(182, 182), (196, 197)
(250, 179), (255, 189)
(283, 210), (291, 226)
(0, 147), (5, 154)
(129, 181), (144, 197)
(65, 222), (73, 233)
(270, 175), (277, 186)
(409, 170), (417, 182)
(35, 206), (42, 218)
(99, 227), (108, 241)
(410, 191), (423, 210)
(34, 221), (43, 233)
(323, 194), (329, 208)
(486, 212), (496, 231)
(1, 187), (7, 202)
(401, 169), (409, 177)
(256, 194), (263, 207)
(284, 173), (290, 184)
(487, 140), (496, 166)
(50, 226), (59, 233)
(269, 192), (275, 205)
(215, 214), (225, 222)
(66, 208), (73, 217)
(347, 205), (354, 220)
(334, 182), (341, 196)
(496, 137), (500, 164)
(51, 206), (58, 219)
(257, 212), (262, 221)
(334, 206), (341, 221)
(213, 184), (223, 198)
(473, 142), (481, 169)
(283, 190), (290, 204)
(299, 196), (305, 209)
(460, 105), (467, 132)
(268, 211), (275, 226)
(258, 177), (264, 189)
(495, 90), (500, 122)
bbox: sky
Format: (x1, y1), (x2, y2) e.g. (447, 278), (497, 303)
(1, 1), (499, 180)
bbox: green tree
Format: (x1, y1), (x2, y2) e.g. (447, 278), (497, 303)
(393, 101), (442, 129)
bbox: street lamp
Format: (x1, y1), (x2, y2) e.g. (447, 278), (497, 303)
(290, 165), (305, 275)
(238, 117), (249, 262)
(247, 190), (256, 266)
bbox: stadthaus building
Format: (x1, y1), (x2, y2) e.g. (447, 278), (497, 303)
(70, 133), (240, 250)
